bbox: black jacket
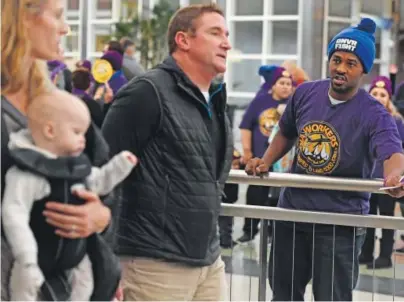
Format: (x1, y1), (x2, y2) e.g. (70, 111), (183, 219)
(102, 56), (233, 266)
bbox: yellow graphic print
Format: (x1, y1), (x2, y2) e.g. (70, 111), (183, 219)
(297, 121), (340, 174)
(258, 108), (280, 137)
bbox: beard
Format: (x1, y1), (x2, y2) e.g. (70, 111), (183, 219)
(330, 81), (355, 95)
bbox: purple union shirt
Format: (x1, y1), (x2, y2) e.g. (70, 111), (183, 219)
(239, 85), (287, 158)
(373, 117), (404, 178)
(278, 79), (403, 214)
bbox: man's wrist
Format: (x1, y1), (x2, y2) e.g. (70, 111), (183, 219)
(263, 157), (273, 169)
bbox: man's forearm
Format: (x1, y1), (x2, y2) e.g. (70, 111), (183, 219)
(262, 131), (295, 167)
(383, 152), (404, 178)
(240, 129), (252, 155)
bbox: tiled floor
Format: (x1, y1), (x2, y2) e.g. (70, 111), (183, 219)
(222, 184), (404, 301)
(224, 274), (404, 301)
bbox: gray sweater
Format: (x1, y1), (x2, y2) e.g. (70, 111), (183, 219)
(122, 54), (145, 80)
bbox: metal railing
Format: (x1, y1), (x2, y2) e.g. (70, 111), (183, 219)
(222, 170), (404, 301)
(227, 170), (386, 194)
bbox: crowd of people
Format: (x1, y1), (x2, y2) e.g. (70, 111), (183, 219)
(1, 1), (404, 301)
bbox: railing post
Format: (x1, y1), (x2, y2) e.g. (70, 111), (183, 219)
(258, 219), (269, 301)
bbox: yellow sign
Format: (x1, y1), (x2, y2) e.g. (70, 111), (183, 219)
(92, 59), (113, 83)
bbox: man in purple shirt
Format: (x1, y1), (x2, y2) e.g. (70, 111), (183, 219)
(246, 18), (404, 301)
(360, 76), (404, 269)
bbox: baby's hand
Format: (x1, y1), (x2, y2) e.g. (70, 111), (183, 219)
(121, 151), (138, 166)
(10, 262), (45, 301)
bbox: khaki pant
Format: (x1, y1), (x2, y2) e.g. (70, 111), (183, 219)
(120, 256), (228, 301)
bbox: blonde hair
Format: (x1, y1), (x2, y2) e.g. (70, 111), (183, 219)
(387, 101), (404, 121)
(281, 60), (310, 86)
(1, 0), (52, 100)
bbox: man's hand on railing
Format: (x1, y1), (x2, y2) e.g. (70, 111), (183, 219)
(384, 173), (404, 198)
(245, 157), (270, 176)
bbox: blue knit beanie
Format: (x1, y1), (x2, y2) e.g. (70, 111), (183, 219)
(258, 65), (292, 87)
(327, 18), (376, 73)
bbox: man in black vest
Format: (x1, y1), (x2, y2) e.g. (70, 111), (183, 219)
(102, 3), (233, 301)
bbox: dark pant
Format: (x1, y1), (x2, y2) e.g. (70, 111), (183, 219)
(219, 184), (239, 241)
(242, 185), (275, 237)
(268, 221), (365, 301)
(361, 194), (396, 259)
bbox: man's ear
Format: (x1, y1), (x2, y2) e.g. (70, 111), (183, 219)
(174, 31), (191, 52)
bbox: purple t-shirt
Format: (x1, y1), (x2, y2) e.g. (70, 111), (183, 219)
(278, 79), (403, 214)
(239, 86), (287, 157)
(373, 117), (404, 178)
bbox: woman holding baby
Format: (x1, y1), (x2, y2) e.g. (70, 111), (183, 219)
(1, 0), (122, 300)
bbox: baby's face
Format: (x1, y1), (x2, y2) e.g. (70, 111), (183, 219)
(53, 113), (90, 157)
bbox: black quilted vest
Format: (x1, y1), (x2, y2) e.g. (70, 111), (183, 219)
(116, 57), (233, 266)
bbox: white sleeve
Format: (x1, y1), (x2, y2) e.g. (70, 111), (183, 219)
(2, 166), (50, 264)
(86, 151), (135, 196)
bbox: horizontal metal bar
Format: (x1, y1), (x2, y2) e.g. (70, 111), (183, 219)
(220, 204), (404, 230)
(227, 170), (386, 194)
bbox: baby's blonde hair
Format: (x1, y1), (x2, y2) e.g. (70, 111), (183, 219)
(28, 89), (90, 125)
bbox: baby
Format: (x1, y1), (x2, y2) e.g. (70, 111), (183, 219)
(2, 89), (137, 301)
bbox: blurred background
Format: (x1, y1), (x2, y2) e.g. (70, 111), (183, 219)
(64, 0), (404, 104)
(63, 0), (404, 150)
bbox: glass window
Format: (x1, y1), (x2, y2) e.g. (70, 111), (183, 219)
(273, 0), (298, 15)
(264, 59), (285, 67)
(93, 0), (113, 19)
(190, 0), (213, 4)
(269, 21), (298, 55)
(361, 1), (383, 15)
(228, 59), (262, 93)
(329, 0), (351, 18)
(401, 2), (404, 29)
(66, 0), (80, 20)
(165, 0), (180, 10)
(67, 0), (79, 10)
(361, 63), (380, 87)
(91, 25), (114, 53)
(375, 27), (381, 59)
(141, 0), (151, 18)
(235, 0), (263, 16)
(327, 22), (350, 44)
(121, 0), (138, 20)
(229, 103), (252, 150)
(234, 22), (263, 54)
(216, 0), (226, 14)
(63, 24), (80, 53)
(227, 97), (251, 107)
(97, 0), (112, 10)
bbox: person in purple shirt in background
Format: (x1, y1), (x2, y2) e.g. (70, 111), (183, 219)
(94, 50), (128, 96)
(246, 18), (404, 301)
(237, 66), (293, 244)
(47, 60), (72, 93)
(359, 76), (404, 269)
(94, 50), (128, 116)
(75, 59), (97, 95)
(72, 68), (105, 128)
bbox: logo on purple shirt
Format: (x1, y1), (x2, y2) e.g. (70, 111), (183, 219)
(258, 108), (280, 137)
(297, 121), (341, 174)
